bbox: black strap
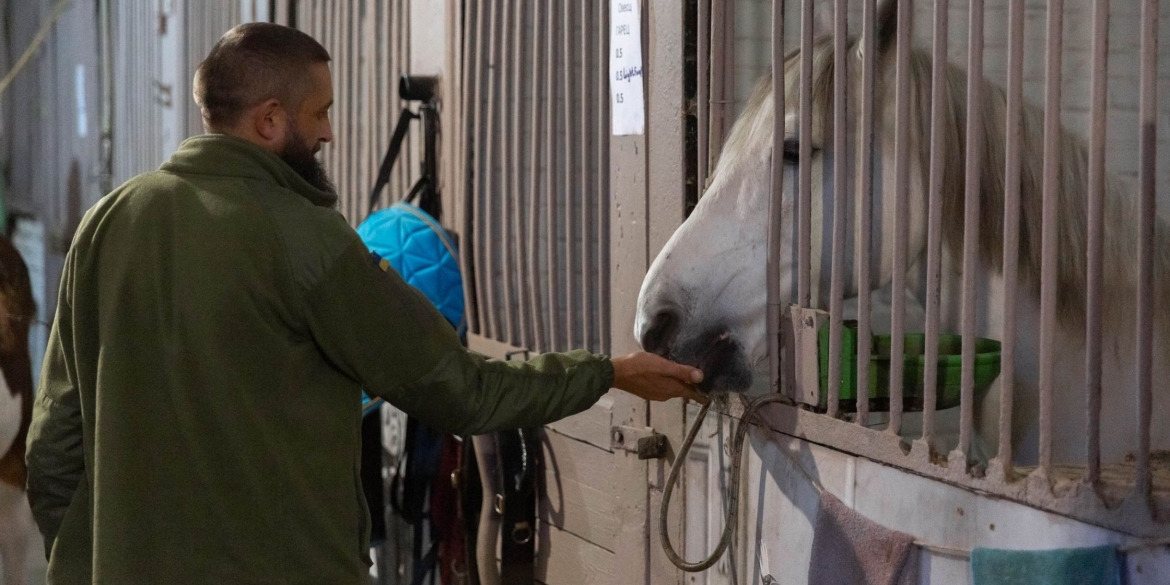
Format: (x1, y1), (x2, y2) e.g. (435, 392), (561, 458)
(410, 526), (440, 585)
(368, 107), (420, 217)
(456, 438), (482, 585)
(403, 176), (430, 207)
(496, 428), (540, 584)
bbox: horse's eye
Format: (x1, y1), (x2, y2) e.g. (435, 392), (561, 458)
(781, 138), (820, 165)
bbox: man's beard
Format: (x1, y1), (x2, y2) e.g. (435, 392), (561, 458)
(278, 125), (335, 193)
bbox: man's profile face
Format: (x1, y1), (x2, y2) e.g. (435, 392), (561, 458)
(278, 63), (335, 192)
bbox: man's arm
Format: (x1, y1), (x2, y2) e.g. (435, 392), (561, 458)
(304, 239), (703, 436)
(25, 311), (85, 556)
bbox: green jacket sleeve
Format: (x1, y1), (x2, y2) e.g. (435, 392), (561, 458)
(303, 239), (613, 436)
(25, 278), (85, 556)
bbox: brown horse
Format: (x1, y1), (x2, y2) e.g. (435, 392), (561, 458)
(0, 233), (35, 585)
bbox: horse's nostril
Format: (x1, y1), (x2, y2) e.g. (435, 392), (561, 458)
(641, 309), (680, 356)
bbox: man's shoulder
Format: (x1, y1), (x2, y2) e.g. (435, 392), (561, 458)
(97, 168), (360, 296)
(76, 171), (193, 232)
(256, 194), (363, 296)
(109, 170), (191, 199)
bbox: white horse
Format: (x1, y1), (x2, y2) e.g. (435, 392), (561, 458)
(635, 3), (1170, 468)
(0, 235), (36, 585)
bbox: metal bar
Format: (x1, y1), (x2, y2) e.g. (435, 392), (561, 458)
(336, 0), (347, 220)
(546, 0), (559, 350)
(888, 0), (911, 435)
(1085, 0), (1109, 486)
(123, 2), (132, 179)
(768, 0), (785, 398)
(922, 0), (949, 446)
(352, 0), (363, 221)
(375, 0), (387, 211)
(721, 0), (736, 149)
(516, 0), (532, 348)
(509, 0), (524, 347)
(389, 0), (402, 198)
(125, 0), (132, 181)
(500, 0), (516, 345)
(959, 0), (985, 460)
(1038, 0), (1064, 476)
(855, 0), (876, 427)
(520, 0), (534, 350)
(359, 0), (373, 222)
(462, 0), (481, 336)
(827, 0), (848, 419)
(341, 0), (352, 217)
(400, 0), (413, 198)
(698, 0), (709, 196)
(349, 0), (359, 219)
(798, 0), (813, 309)
(581, 0), (594, 352)
(342, 0), (353, 220)
(598, 0), (611, 355)
(709, 0), (727, 156)
(527, 0), (546, 353)
(997, 0), (1024, 470)
(482, 0), (500, 340)
(563, 0), (577, 349)
(1136, 0), (1157, 499)
(326, 1), (337, 198)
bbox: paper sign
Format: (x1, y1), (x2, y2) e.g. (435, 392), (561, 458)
(610, 0), (645, 136)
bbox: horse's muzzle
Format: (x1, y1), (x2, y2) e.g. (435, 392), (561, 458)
(672, 329), (754, 394)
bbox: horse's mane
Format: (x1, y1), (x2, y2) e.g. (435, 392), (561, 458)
(711, 34), (1170, 336)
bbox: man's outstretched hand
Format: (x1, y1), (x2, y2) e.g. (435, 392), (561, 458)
(612, 352), (708, 404)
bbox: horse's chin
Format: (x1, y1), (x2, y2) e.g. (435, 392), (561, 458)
(669, 331), (754, 395)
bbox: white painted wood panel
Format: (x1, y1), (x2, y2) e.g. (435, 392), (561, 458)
(536, 522), (617, 585)
(541, 426), (621, 548)
(546, 395), (615, 452)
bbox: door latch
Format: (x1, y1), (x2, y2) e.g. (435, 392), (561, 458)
(611, 425), (668, 460)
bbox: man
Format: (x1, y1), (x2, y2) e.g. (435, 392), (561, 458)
(25, 23), (702, 584)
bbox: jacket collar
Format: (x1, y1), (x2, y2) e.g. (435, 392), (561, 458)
(160, 134), (338, 208)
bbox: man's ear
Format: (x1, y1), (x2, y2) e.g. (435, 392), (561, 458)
(253, 99), (286, 143)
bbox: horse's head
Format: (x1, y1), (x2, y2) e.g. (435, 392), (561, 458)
(636, 4), (928, 394)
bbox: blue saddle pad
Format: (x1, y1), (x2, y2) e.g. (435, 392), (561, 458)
(356, 202), (465, 413)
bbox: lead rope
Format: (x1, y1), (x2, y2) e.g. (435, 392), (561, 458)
(659, 394), (803, 572)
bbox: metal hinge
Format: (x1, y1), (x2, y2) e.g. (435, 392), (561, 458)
(611, 425), (668, 460)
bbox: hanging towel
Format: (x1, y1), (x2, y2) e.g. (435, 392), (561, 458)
(808, 491), (920, 585)
(970, 545), (1121, 585)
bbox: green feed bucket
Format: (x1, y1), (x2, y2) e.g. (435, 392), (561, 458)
(817, 321), (1002, 413)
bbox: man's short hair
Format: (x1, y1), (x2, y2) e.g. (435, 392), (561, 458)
(193, 23), (331, 130)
